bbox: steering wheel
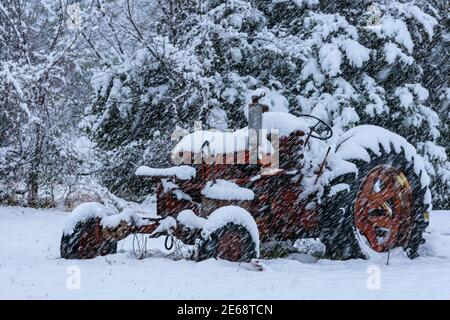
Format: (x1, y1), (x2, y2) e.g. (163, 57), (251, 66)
(298, 114), (333, 140)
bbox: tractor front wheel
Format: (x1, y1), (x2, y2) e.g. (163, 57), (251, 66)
(197, 222), (257, 262)
(197, 206), (259, 262)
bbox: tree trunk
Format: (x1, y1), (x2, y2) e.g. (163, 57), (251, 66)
(27, 123), (43, 207)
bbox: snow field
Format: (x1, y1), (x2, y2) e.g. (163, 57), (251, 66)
(1, 206), (450, 299)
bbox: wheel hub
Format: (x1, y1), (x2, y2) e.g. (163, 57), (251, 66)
(217, 230), (243, 262)
(354, 165), (413, 252)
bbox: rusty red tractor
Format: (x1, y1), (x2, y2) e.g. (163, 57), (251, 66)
(61, 95), (430, 262)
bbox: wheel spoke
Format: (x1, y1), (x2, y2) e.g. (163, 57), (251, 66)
(367, 216), (398, 230)
(367, 214), (400, 247)
(367, 216), (388, 228)
(367, 189), (392, 209)
(358, 221), (384, 252)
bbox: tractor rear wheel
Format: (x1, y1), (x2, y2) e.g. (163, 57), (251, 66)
(197, 223), (257, 262)
(321, 149), (429, 260)
(60, 218), (117, 259)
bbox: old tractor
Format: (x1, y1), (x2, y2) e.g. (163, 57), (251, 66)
(61, 95), (430, 262)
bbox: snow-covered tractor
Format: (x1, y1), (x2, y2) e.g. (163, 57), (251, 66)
(60, 95), (431, 262)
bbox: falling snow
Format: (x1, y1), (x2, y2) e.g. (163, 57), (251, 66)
(0, 0), (448, 300)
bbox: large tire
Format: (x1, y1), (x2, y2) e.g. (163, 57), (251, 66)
(60, 218), (117, 259)
(320, 148), (430, 260)
(197, 222), (257, 262)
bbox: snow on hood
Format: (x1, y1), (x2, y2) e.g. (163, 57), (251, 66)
(172, 128), (262, 156)
(172, 112), (309, 156)
(201, 179), (255, 201)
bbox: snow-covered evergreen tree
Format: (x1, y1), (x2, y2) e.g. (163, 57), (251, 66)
(2, 0), (442, 207)
(0, 1), (86, 206)
(83, 0), (448, 207)
(0, 0), (446, 208)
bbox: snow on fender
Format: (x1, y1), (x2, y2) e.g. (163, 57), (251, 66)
(63, 202), (117, 235)
(328, 124), (432, 205)
(201, 206), (260, 255)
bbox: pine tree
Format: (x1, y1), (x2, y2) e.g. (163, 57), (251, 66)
(83, 0), (449, 207)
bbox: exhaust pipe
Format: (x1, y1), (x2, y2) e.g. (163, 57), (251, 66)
(248, 94), (269, 163)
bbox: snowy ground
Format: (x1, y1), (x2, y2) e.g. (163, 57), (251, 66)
(1, 206), (450, 299)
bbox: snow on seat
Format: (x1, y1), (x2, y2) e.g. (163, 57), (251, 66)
(135, 165), (196, 180)
(201, 179), (255, 201)
(172, 112), (310, 157)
